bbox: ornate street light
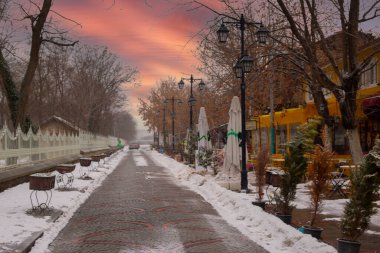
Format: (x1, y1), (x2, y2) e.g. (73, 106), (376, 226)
(177, 74), (206, 164)
(178, 79), (185, 90)
(199, 80), (206, 91)
(233, 62), (243, 79)
(162, 101), (168, 150)
(177, 74), (206, 131)
(217, 14), (269, 192)
(240, 53), (254, 73)
(217, 23), (229, 43)
(165, 96), (182, 151)
(256, 24), (270, 44)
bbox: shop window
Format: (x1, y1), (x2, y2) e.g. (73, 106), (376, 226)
(261, 127), (269, 147)
(290, 123), (300, 141)
(360, 59), (378, 88)
(359, 120), (380, 153)
(252, 129), (259, 156)
(277, 125), (287, 155)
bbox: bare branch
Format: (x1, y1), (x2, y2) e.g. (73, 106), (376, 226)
(193, 0), (237, 21)
(304, 0), (342, 82)
(360, 0), (380, 21)
(359, 8), (380, 22)
(29, 0), (42, 12)
(50, 9), (82, 28)
(41, 39), (78, 47)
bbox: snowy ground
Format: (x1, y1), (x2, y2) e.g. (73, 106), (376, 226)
(148, 149), (380, 253)
(0, 148), (127, 253)
(1, 146), (379, 253)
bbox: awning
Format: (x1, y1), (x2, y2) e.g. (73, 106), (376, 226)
(362, 95), (380, 120)
(362, 95), (380, 108)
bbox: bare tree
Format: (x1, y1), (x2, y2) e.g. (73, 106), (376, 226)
(114, 111), (137, 141)
(193, 0), (379, 163)
(271, 0), (380, 164)
(25, 43), (137, 136)
(0, 0), (78, 132)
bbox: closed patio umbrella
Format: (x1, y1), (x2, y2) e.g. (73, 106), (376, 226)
(197, 107), (212, 150)
(222, 96), (242, 179)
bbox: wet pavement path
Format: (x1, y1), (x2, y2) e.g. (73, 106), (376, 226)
(48, 150), (268, 253)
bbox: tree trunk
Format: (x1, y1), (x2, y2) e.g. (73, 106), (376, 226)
(346, 128), (363, 165)
(324, 124), (333, 152)
(16, 0), (52, 127)
(0, 51), (19, 130)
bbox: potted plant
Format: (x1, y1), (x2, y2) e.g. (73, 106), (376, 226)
(56, 164), (76, 174)
(252, 146), (269, 209)
(196, 147), (213, 169)
(338, 139), (380, 253)
(302, 129), (334, 239)
(274, 119), (320, 224)
(29, 173), (56, 191)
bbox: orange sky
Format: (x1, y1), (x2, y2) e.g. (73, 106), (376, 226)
(54, 0), (222, 136)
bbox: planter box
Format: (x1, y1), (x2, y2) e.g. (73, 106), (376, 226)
(337, 238), (361, 253)
(80, 158), (92, 167)
(270, 173), (282, 187)
(302, 225), (323, 239)
(56, 164), (75, 174)
(265, 171), (272, 184)
(29, 174), (56, 190)
(91, 155), (102, 162)
(275, 213), (292, 224)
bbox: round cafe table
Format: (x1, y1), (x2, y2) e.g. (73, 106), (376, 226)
(56, 164), (76, 189)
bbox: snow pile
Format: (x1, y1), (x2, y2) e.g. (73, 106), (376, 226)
(0, 148), (127, 253)
(149, 150), (337, 253)
(132, 151), (149, 166)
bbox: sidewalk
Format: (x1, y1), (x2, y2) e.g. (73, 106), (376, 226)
(0, 150), (126, 253)
(43, 150), (268, 253)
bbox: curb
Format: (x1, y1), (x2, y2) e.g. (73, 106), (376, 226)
(11, 231), (44, 253)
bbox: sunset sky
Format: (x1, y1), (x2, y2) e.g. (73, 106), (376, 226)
(52, 0), (223, 137)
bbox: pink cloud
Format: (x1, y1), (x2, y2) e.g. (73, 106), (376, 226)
(53, 0), (221, 129)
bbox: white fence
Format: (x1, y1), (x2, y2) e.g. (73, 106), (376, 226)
(0, 124), (121, 171)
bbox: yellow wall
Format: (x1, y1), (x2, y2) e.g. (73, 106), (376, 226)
(249, 41), (380, 157)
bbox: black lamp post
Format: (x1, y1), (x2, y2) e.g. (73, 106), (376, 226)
(178, 75), (206, 131)
(162, 101), (168, 150)
(178, 75), (206, 164)
(165, 96), (182, 151)
(217, 14), (269, 192)
(155, 111), (160, 148)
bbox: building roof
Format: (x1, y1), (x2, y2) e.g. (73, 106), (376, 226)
(40, 115), (80, 132)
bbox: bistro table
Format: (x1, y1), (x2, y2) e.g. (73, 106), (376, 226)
(29, 173), (56, 212)
(79, 158), (92, 179)
(91, 154), (107, 170)
(56, 164), (76, 189)
(339, 165), (357, 176)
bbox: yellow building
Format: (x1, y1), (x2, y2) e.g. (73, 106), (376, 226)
(248, 39), (380, 161)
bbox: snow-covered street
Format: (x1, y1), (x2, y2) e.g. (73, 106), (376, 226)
(1, 146), (379, 252)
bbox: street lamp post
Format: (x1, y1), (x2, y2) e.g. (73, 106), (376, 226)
(162, 102), (168, 150)
(165, 96), (182, 151)
(155, 111), (160, 148)
(178, 75), (206, 131)
(178, 75), (206, 164)
(217, 14), (269, 192)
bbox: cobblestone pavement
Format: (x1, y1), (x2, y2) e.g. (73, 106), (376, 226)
(48, 150), (268, 253)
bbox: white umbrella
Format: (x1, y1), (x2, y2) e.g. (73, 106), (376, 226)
(197, 107), (212, 150)
(184, 128), (190, 155)
(222, 96), (242, 178)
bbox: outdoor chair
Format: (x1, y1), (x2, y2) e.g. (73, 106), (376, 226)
(329, 163), (349, 198)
